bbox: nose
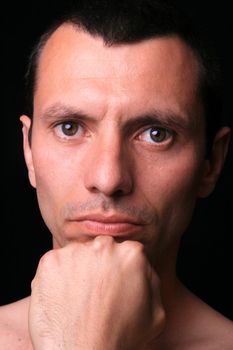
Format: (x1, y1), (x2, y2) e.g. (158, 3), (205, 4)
(84, 133), (133, 197)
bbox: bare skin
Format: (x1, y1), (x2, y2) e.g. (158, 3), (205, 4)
(1, 282), (233, 349)
(0, 25), (232, 349)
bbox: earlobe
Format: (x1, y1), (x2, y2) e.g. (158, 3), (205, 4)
(198, 126), (231, 198)
(20, 115), (37, 188)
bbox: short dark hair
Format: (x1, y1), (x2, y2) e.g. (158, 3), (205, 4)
(25, 0), (225, 155)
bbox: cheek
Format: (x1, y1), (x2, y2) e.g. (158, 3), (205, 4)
(137, 150), (203, 230)
(140, 150), (202, 192)
(162, 160), (200, 197)
(33, 157), (62, 229)
(31, 146), (80, 230)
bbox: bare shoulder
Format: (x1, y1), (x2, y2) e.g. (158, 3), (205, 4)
(180, 315), (233, 350)
(0, 297), (32, 350)
(179, 288), (233, 349)
(202, 305), (233, 349)
(155, 283), (233, 350)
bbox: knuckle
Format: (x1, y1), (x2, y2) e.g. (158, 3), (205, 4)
(92, 235), (114, 251)
(123, 240), (144, 252)
(122, 240), (145, 260)
(30, 277), (36, 290)
(38, 249), (56, 269)
(122, 240), (144, 252)
(120, 241), (147, 270)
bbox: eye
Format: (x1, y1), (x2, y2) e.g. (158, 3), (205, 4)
(61, 122), (79, 136)
(139, 126), (173, 144)
(54, 121), (84, 139)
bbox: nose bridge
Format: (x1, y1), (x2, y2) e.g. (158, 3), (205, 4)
(84, 124), (133, 196)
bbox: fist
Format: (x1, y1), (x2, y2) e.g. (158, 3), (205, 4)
(29, 236), (165, 350)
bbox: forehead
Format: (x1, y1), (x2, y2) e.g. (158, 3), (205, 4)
(34, 24), (202, 122)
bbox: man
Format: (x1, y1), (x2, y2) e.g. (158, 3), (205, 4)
(1, 0), (232, 349)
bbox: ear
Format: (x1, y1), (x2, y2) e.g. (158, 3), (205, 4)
(198, 126), (231, 198)
(20, 115), (36, 188)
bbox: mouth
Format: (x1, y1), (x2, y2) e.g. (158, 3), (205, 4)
(69, 213), (146, 237)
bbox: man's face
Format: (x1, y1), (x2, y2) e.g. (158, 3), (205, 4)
(23, 25), (207, 263)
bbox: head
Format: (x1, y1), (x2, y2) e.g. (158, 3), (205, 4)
(21, 0), (230, 268)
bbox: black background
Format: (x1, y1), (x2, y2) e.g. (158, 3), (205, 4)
(2, 1), (233, 320)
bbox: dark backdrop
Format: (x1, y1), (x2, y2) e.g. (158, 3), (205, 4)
(2, 1), (233, 320)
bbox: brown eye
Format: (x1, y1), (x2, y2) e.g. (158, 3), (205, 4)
(139, 126), (172, 144)
(150, 127), (168, 143)
(54, 121), (85, 140)
(61, 122), (79, 136)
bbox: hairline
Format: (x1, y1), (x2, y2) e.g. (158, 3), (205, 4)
(31, 21), (205, 113)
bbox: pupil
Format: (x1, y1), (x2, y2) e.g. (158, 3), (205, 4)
(150, 128), (165, 142)
(62, 122), (77, 136)
(65, 124), (71, 130)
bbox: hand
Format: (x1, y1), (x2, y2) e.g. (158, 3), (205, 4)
(29, 236), (165, 350)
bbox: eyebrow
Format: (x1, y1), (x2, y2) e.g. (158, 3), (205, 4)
(123, 111), (193, 135)
(39, 102), (195, 134)
(39, 103), (91, 122)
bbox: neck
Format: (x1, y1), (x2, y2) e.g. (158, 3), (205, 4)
(154, 239), (180, 306)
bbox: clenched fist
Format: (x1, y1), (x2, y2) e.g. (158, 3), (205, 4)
(29, 236), (165, 350)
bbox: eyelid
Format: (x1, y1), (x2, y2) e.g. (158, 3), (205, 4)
(137, 124), (174, 136)
(52, 117), (83, 127)
(145, 124), (173, 132)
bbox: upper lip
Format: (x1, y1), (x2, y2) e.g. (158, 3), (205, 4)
(70, 213), (145, 225)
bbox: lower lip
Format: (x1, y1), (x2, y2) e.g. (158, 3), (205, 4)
(76, 220), (142, 236)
